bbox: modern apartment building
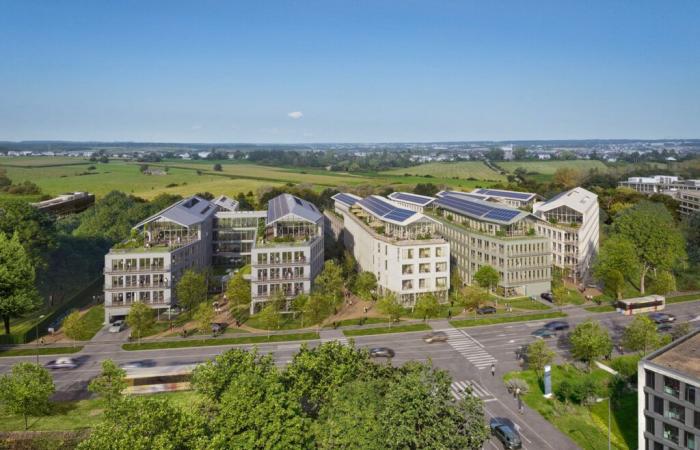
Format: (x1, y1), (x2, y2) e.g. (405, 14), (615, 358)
(532, 187), (600, 282)
(249, 194), (324, 313)
(678, 191), (700, 217)
(333, 193), (450, 306)
(471, 188), (539, 209)
(104, 193), (324, 322)
(430, 191), (551, 297)
(619, 175), (700, 194)
(638, 329), (700, 450)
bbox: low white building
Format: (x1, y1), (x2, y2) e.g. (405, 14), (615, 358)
(333, 193), (450, 306)
(533, 187), (600, 282)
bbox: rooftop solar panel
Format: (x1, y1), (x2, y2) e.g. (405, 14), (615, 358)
(474, 189), (534, 201)
(334, 193), (360, 206)
(435, 195), (524, 223)
(357, 196), (417, 224)
(391, 192), (434, 206)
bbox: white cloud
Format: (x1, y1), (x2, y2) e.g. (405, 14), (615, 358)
(287, 111), (303, 120)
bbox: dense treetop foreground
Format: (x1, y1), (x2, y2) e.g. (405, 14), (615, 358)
(78, 341), (489, 450)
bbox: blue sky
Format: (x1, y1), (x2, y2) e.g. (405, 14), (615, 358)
(1, 1), (698, 142)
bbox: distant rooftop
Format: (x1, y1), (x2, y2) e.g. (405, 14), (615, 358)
(648, 330), (700, 380)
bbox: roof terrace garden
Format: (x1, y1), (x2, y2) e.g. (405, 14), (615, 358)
(257, 220), (321, 247)
(111, 220), (201, 253)
(349, 205), (443, 243)
(427, 208), (540, 239)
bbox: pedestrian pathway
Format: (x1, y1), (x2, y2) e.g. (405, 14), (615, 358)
(439, 328), (497, 370)
(318, 328), (349, 346)
(450, 379), (495, 401)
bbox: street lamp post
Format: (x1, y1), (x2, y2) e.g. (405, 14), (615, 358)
(35, 314), (45, 365)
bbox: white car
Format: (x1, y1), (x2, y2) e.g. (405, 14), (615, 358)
(109, 320), (126, 333)
(45, 357), (78, 370)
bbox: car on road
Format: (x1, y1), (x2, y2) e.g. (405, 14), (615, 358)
(540, 292), (554, 302)
(657, 323), (674, 333)
(649, 312), (675, 324)
(423, 331), (448, 343)
(369, 347), (395, 358)
(211, 323), (227, 335)
(544, 320), (569, 331)
(109, 320), (126, 333)
(490, 420), (522, 449)
(477, 306), (497, 315)
(531, 327), (555, 339)
(45, 357), (78, 370)
(120, 360), (156, 369)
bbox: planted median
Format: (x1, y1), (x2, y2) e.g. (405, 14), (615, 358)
(449, 311), (566, 328)
(0, 346), (83, 357)
(343, 323), (431, 337)
(122, 332), (319, 351)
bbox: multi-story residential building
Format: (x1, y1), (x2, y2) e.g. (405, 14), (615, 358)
(333, 193), (450, 305)
(619, 175), (700, 194)
(387, 192), (436, 213)
(250, 193), (324, 313)
(104, 193), (324, 322)
(430, 191), (551, 297)
(532, 187), (600, 282)
(638, 329), (700, 450)
(104, 195), (224, 323)
(678, 191), (700, 217)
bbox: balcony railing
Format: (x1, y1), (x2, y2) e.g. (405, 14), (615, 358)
(105, 282), (171, 291)
(253, 275), (309, 282)
(104, 265), (171, 274)
(254, 258), (307, 267)
(107, 298), (171, 308)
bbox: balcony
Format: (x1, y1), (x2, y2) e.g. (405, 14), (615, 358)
(104, 265), (171, 274)
(105, 282), (171, 291)
(254, 257), (308, 267)
(106, 298), (171, 308)
(253, 275), (309, 282)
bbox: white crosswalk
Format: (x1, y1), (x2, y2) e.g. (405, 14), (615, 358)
(440, 328), (497, 369)
(320, 337), (349, 346)
(451, 380), (494, 400)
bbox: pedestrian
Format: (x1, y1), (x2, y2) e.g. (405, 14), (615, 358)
(447, 309), (452, 319)
(491, 363), (495, 377)
(518, 398), (524, 414)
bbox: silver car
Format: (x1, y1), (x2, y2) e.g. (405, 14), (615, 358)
(109, 320), (126, 333)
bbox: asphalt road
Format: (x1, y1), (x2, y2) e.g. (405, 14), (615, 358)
(1, 300), (698, 449)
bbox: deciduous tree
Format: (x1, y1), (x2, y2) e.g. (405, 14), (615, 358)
(353, 272), (377, 301)
(0, 363), (55, 430)
(126, 302), (155, 344)
(593, 236), (640, 299)
(569, 320), (613, 365)
(0, 232), (40, 334)
(377, 292), (403, 323)
(622, 315), (661, 354)
(473, 265), (499, 293)
(176, 269), (208, 312)
(61, 310), (86, 345)
(88, 359), (127, 405)
(193, 302), (215, 340)
(314, 260), (344, 306)
(226, 271), (250, 311)
(258, 304), (281, 336)
(526, 339), (555, 376)
(613, 201), (687, 294)
(414, 293), (440, 321)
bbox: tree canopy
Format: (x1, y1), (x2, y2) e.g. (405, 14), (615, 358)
(176, 270), (208, 312)
(0, 232), (40, 334)
(473, 265), (499, 292)
(569, 320), (613, 365)
(621, 315), (661, 354)
(0, 363), (55, 430)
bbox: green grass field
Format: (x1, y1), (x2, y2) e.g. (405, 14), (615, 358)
(381, 161), (507, 181)
(499, 160), (609, 175)
(342, 323), (431, 337)
(123, 331), (319, 350)
(449, 311), (566, 328)
(0, 346), (83, 357)
(505, 367), (636, 450)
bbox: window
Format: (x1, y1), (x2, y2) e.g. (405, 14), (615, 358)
(665, 376), (680, 398)
(419, 263), (431, 273)
(402, 264), (413, 275)
(664, 423), (679, 444)
(646, 370), (656, 389)
(403, 249), (414, 259)
(646, 416), (655, 434)
(685, 432), (695, 450)
(654, 396), (664, 415)
(667, 401), (685, 422)
(654, 441), (663, 450)
(436, 277), (447, 288)
(419, 247), (431, 258)
(436, 247), (444, 257)
(685, 385), (696, 404)
(436, 262), (447, 272)
(402, 280), (413, 290)
(419, 279), (427, 289)
(695, 411), (700, 428)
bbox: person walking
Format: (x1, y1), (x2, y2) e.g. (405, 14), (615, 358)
(491, 363), (495, 377)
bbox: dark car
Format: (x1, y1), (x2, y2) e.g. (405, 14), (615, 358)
(540, 292), (554, 302)
(657, 323), (674, 333)
(120, 360), (156, 369)
(531, 327), (555, 339)
(370, 347), (395, 358)
(490, 420), (523, 449)
(649, 313), (675, 324)
(423, 331), (448, 343)
(544, 320), (569, 331)
(477, 306), (497, 315)
(211, 322), (227, 335)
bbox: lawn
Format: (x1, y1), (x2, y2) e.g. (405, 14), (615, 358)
(499, 160), (609, 176)
(504, 366), (637, 450)
(123, 331), (319, 350)
(245, 313), (307, 330)
(328, 317), (392, 327)
(449, 311), (566, 328)
(666, 293), (700, 304)
(72, 305), (105, 341)
(584, 304), (617, 313)
(504, 297), (552, 311)
(342, 323), (431, 337)
(0, 346), (83, 357)
(381, 161), (507, 181)
(0, 391), (198, 431)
